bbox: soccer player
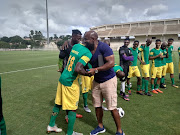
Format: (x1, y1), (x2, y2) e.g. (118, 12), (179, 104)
(165, 38), (178, 88)
(149, 39), (164, 94)
(139, 39), (152, 96)
(0, 76), (7, 135)
(160, 42), (168, 88)
(119, 38), (134, 101)
(58, 30), (83, 123)
(178, 47), (180, 80)
(47, 38), (93, 135)
(81, 75), (94, 112)
(127, 40), (144, 95)
(113, 64), (125, 79)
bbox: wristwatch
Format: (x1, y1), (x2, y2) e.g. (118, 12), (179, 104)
(95, 68), (98, 73)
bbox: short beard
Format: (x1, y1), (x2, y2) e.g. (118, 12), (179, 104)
(85, 43), (94, 51)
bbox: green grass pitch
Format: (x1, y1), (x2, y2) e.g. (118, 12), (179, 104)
(0, 50), (179, 135)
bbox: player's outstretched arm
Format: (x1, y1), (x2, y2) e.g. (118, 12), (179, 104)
(75, 62), (91, 76)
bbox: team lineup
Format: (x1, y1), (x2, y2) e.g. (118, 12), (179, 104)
(45, 29), (180, 135)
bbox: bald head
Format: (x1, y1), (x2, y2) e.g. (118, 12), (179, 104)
(84, 31), (98, 40)
(161, 42), (168, 50)
(146, 38), (152, 46)
(83, 31), (98, 51)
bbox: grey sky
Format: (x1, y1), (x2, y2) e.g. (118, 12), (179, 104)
(0, 0), (180, 37)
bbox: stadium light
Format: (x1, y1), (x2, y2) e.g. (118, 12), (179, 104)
(46, 0), (49, 45)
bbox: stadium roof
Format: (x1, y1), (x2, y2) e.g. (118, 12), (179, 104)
(90, 18), (180, 37)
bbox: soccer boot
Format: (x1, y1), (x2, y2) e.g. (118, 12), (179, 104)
(172, 85), (179, 88)
(151, 90), (158, 94)
(76, 114), (83, 118)
(123, 95), (130, 101)
(71, 131), (83, 135)
(136, 91), (144, 95)
(144, 92), (153, 96)
(65, 115), (68, 123)
(156, 89), (163, 93)
(102, 105), (108, 111)
(84, 106), (91, 113)
(47, 124), (62, 133)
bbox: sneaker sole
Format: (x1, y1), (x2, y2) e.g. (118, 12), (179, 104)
(90, 129), (106, 135)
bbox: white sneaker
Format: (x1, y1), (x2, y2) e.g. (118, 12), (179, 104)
(47, 124), (62, 133)
(102, 105), (108, 111)
(72, 131), (83, 135)
(84, 106), (91, 113)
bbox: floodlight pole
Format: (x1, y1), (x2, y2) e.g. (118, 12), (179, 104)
(46, 0), (49, 45)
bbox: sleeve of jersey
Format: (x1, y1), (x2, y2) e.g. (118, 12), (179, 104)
(149, 50), (154, 56)
(102, 44), (114, 57)
(139, 46), (144, 52)
(78, 52), (92, 66)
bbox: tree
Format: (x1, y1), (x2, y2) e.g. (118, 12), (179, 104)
(10, 35), (23, 44)
(0, 36), (10, 43)
(0, 41), (10, 48)
(30, 30), (34, 36)
(54, 34), (58, 39)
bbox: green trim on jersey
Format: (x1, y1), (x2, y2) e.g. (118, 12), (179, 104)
(161, 49), (167, 66)
(150, 48), (163, 67)
(113, 64), (123, 73)
(139, 45), (150, 64)
(166, 45), (173, 63)
(59, 43), (92, 86)
(130, 47), (139, 66)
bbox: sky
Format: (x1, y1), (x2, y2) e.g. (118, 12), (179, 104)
(0, 0), (180, 37)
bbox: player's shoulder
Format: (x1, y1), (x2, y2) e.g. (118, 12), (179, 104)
(150, 48), (155, 52)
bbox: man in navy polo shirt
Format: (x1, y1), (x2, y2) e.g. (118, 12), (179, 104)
(84, 31), (125, 135)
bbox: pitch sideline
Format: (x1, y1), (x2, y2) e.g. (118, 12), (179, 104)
(0, 64), (57, 75)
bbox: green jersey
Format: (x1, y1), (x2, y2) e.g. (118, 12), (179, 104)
(139, 45), (150, 64)
(166, 45), (173, 63)
(150, 48), (163, 67)
(59, 43), (92, 86)
(113, 64), (123, 73)
(161, 49), (167, 66)
(129, 47), (139, 66)
(178, 47), (180, 56)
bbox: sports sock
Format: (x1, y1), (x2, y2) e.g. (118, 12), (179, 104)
(67, 111), (76, 135)
(141, 78), (145, 90)
(155, 84), (159, 90)
(154, 78), (157, 86)
(49, 104), (62, 127)
(83, 92), (88, 107)
(121, 81), (125, 93)
(127, 84), (130, 90)
(171, 78), (175, 85)
(144, 79), (149, 93)
(151, 84), (154, 90)
(160, 77), (164, 84)
(137, 85), (140, 91)
(0, 117), (7, 135)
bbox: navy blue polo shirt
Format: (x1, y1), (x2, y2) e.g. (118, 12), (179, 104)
(90, 41), (115, 83)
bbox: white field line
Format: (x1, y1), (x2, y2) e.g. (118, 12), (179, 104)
(0, 64), (57, 75)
